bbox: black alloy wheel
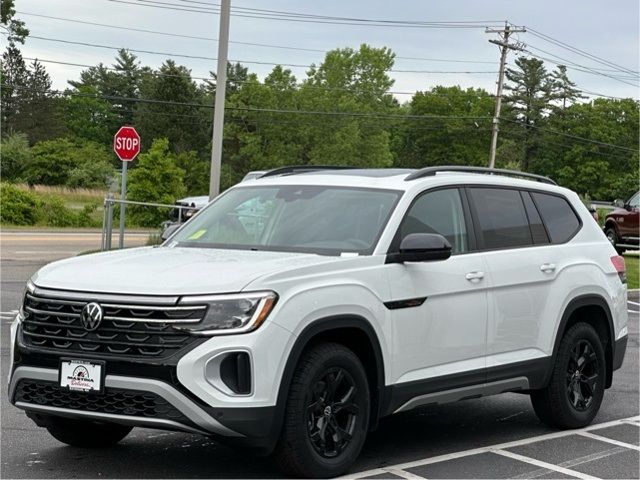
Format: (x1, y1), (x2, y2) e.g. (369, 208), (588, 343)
(566, 340), (599, 412)
(530, 322), (606, 429)
(306, 367), (359, 458)
(273, 342), (370, 478)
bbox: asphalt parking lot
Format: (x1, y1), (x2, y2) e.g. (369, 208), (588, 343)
(1, 233), (638, 479)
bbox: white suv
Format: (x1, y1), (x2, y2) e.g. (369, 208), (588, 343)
(8, 166), (628, 478)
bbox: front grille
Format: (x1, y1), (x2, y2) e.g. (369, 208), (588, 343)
(15, 379), (193, 426)
(22, 290), (205, 358)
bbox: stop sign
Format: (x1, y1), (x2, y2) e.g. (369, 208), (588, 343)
(113, 126), (140, 162)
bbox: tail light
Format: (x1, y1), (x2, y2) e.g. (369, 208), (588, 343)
(610, 255), (626, 283)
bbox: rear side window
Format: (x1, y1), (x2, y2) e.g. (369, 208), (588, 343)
(468, 188), (532, 249)
(531, 192), (581, 243)
(522, 192), (549, 244)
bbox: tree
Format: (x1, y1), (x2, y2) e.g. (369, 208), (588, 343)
(134, 60), (209, 153)
(0, 0), (28, 44)
(63, 86), (119, 147)
(68, 50), (142, 126)
(26, 138), (115, 187)
(504, 56), (554, 171)
(549, 65), (586, 111)
(536, 97), (639, 199)
(392, 86), (494, 168)
(127, 138), (186, 226)
(297, 45), (398, 168)
(0, 43), (28, 133)
(8, 59), (64, 143)
(0, 133), (32, 181)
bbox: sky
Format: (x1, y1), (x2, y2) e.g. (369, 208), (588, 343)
(8, 0), (640, 101)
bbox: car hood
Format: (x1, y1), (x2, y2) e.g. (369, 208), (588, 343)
(32, 247), (335, 296)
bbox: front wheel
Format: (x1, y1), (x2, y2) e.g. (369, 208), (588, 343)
(44, 416), (133, 447)
(530, 322), (606, 429)
(273, 342), (370, 478)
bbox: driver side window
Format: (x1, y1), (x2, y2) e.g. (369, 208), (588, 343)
(399, 189), (469, 254)
(629, 193), (639, 208)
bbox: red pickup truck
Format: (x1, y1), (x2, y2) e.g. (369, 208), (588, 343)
(604, 191), (639, 253)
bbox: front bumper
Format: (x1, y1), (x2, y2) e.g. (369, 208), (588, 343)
(8, 317), (293, 453)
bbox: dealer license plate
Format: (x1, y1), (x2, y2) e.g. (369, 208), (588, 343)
(59, 359), (104, 393)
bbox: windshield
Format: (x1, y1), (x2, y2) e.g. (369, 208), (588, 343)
(169, 185), (402, 255)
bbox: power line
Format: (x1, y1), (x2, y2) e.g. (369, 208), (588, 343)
(105, 0), (504, 29)
(500, 129), (632, 162)
(525, 27), (639, 76)
(17, 11), (498, 64)
(22, 34), (499, 75)
(6, 83), (636, 153)
(23, 56), (499, 98)
(2, 83), (493, 120)
(501, 118), (638, 153)
(522, 43), (639, 87)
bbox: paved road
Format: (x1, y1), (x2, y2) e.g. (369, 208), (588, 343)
(0, 230), (149, 262)
(0, 234), (638, 479)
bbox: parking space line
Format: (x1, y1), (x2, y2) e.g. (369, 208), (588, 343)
(576, 431), (640, 451)
(344, 416), (640, 479)
(492, 449), (598, 480)
(382, 468), (425, 479)
(627, 300), (640, 306)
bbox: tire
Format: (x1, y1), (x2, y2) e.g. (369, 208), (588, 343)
(605, 227), (625, 254)
(44, 416), (132, 447)
(273, 342), (370, 478)
(530, 322), (606, 429)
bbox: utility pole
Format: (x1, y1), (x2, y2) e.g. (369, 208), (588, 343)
(486, 22), (526, 169)
(209, 0), (230, 199)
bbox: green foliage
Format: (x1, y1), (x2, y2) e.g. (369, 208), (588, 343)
(62, 85), (119, 146)
(26, 138), (116, 188)
(127, 138), (186, 227)
(0, 183), (40, 225)
(0, 183), (101, 227)
(393, 86), (494, 169)
(134, 60), (209, 153)
(175, 150), (210, 196)
(0, 133), (32, 181)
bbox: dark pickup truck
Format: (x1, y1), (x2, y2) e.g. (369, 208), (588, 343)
(604, 191), (639, 253)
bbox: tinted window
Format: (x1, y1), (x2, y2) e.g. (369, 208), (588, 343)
(531, 192), (581, 243)
(522, 192), (549, 244)
(399, 189), (468, 254)
(468, 188), (532, 249)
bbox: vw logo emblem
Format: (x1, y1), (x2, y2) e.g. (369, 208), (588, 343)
(81, 302), (103, 331)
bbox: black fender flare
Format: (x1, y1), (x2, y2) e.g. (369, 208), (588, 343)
(546, 294), (615, 388)
(266, 315), (386, 449)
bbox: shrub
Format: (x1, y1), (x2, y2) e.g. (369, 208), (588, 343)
(26, 138), (116, 188)
(127, 138), (186, 227)
(0, 183), (41, 225)
(1, 134), (33, 182)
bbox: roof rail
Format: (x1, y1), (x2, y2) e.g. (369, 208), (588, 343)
(404, 166), (557, 185)
(259, 165), (356, 178)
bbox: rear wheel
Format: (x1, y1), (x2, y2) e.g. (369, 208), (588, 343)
(531, 322), (605, 429)
(44, 416), (132, 447)
(605, 227), (625, 254)
(273, 342), (370, 478)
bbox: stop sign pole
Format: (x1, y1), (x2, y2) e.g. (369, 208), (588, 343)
(113, 126), (141, 249)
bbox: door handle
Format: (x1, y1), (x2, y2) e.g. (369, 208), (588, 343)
(540, 263), (556, 273)
(465, 271), (485, 282)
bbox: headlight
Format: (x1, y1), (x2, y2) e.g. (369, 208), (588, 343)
(175, 291), (277, 336)
(18, 280), (36, 323)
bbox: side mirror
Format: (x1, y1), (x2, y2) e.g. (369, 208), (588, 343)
(386, 233), (452, 264)
(614, 199), (625, 209)
(161, 224), (180, 242)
